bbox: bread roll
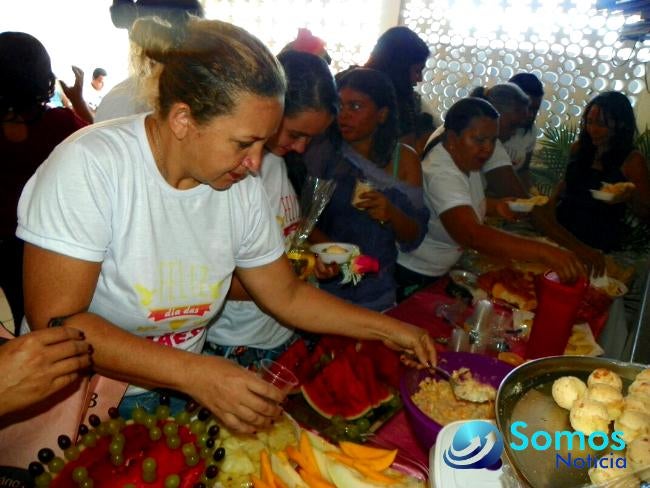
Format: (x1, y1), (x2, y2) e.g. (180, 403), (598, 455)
(629, 380), (650, 399)
(584, 384), (625, 420)
(552, 376), (588, 410)
(588, 368), (623, 392)
(570, 398), (610, 435)
(635, 368), (650, 383)
(588, 456), (640, 488)
(614, 410), (650, 444)
(627, 435), (650, 481)
(625, 394), (650, 415)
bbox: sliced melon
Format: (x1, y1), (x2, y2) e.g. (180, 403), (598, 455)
(270, 452), (309, 488)
(327, 459), (392, 487)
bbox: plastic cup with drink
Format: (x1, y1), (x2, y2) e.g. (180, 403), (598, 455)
(351, 178), (375, 209)
(258, 359), (299, 397)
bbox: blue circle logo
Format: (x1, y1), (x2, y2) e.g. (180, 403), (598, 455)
(443, 421), (505, 470)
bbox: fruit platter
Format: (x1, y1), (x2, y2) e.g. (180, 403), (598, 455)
(276, 336), (403, 443)
(23, 395), (425, 488)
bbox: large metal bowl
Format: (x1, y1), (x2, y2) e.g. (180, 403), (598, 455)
(495, 355), (647, 488)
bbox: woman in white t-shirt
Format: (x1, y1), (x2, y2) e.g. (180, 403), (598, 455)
(396, 98), (585, 298)
(18, 17), (436, 434)
(205, 51), (339, 366)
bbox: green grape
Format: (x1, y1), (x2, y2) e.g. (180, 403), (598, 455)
(143, 414), (157, 429)
(189, 419), (206, 435)
(111, 453), (125, 467)
(142, 458), (157, 483)
(182, 443), (197, 457)
(72, 466), (88, 483)
(113, 433), (126, 445)
(108, 419), (122, 435)
(64, 446), (81, 461)
(388, 395), (401, 409)
(164, 474), (181, 488)
(34, 472), (52, 487)
(132, 407), (147, 424)
(185, 453), (200, 467)
(48, 457), (65, 474)
(200, 447), (212, 459)
(96, 422), (110, 436)
(80, 479), (94, 488)
(155, 405), (171, 420)
(123, 484), (136, 488)
(166, 434), (181, 449)
(175, 410), (191, 425)
(198, 433), (209, 447)
(344, 424), (360, 441)
(149, 426), (163, 441)
(355, 417), (371, 433)
(331, 415), (345, 427)
(163, 422), (178, 437)
(109, 439), (124, 456)
(82, 432), (98, 447)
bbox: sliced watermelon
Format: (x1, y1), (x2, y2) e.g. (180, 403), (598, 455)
(355, 355), (394, 408)
(301, 356), (374, 420)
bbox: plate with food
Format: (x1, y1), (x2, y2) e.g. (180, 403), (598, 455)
(508, 195), (549, 213)
(400, 352), (514, 450)
(591, 181), (636, 202)
(590, 275), (628, 298)
(496, 355), (649, 488)
(310, 242), (360, 264)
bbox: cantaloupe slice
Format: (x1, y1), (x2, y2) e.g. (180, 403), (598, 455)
(339, 442), (398, 470)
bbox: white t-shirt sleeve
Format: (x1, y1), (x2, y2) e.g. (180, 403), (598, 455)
(17, 140), (113, 262)
(482, 139), (513, 173)
(424, 148), (473, 215)
(232, 177), (285, 268)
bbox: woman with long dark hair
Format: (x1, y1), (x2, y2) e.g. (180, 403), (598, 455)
(554, 91), (650, 252)
(306, 68), (428, 311)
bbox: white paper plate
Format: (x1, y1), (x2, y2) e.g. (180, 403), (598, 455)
(590, 189), (615, 202)
(507, 201), (534, 213)
(309, 242), (359, 264)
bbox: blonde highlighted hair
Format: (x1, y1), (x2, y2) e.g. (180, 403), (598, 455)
(129, 16), (286, 123)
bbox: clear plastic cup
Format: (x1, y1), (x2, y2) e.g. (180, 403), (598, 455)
(448, 328), (470, 352)
(258, 359), (299, 395)
(351, 178), (375, 209)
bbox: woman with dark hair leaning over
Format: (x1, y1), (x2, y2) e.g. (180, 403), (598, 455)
(18, 17), (436, 434)
(395, 97), (585, 300)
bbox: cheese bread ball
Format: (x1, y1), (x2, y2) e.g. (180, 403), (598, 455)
(570, 398), (610, 435)
(627, 436), (650, 481)
(635, 368), (650, 383)
(625, 394), (650, 415)
(614, 410), (650, 444)
(629, 380), (650, 399)
(588, 368), (623, 392)
(552, 376), (588, 410)
(588, 457), (640, 488)
(584, 384), (625, 420)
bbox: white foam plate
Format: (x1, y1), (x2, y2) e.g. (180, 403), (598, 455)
(507, 201), (534, 213)
(309, 242), (359, 264)
(590, 189), (615, 202)
(430, 419), (506, 488)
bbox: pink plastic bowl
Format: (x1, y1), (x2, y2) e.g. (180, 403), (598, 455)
(399, 351), (515, 451)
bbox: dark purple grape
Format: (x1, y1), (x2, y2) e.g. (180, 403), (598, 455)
(206, 438), (215, 449)
(57, 434), (72, 450)
(78, 424), (89, 436)
(197, 408), (210, 421)
(108, 407), (120, 419)
(159, 394), (171, 406)
(185, 400), (199, 412)
(28, 461), (44, 477)
(88, 414), (101, 427)
(37, 448), (54, 464)
(208, 425), (219, 438)
(213, 447), (225, 462)
(192, 484), (206, 488)
(205, 465), (219, 479)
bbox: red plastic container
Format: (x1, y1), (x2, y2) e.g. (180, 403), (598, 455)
(525, 271), (588, 359)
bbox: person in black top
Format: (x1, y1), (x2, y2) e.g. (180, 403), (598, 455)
(554, 91), (650, 252)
